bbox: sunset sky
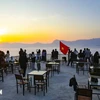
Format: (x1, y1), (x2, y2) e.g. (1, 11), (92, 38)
(0, 0), (100, 43)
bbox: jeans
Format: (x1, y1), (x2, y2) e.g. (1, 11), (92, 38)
(31, 62), (35, 70)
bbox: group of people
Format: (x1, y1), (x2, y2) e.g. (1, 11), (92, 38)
(0, 50), (6, 69)
(19, 48), (47, 76)
(67, 48), (100, 66)
(0, 47), (100, 77)
(51, 49), (59, 60)
(0, 50), (15, 74)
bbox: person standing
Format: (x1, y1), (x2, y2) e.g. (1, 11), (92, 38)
(67, 50), (75, 66)
(5, 50), (10, 63)
(51, 49), (55, 60)
(19, 48), (28, 77)
(93, 51), (100, 66)
(54, 49), (59, 59)
(31, 52), (36, 70)
(73, 48), (78, 61)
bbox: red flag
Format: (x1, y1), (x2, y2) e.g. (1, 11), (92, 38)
(60, 41), (69, 55)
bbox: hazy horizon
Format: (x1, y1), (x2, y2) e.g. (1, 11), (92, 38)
(0, 45), (99, 56)
(0, 38), (100, 56)
(0, 37), (100, 44)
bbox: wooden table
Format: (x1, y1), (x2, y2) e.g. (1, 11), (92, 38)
(27, 70), (47, 90)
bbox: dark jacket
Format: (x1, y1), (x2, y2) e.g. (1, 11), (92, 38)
(19, 52), (28, 69)
(69, 76), (78, 91)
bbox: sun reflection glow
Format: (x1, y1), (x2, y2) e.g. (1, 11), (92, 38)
(0, 28), (7, 35)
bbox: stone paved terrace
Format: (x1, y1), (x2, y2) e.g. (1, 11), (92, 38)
(0, 62), (100, 100)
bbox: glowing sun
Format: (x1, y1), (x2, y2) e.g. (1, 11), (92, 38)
(0, 28), (7, 35)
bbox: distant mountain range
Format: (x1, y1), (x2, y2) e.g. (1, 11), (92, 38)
(0, 38), (100, 48)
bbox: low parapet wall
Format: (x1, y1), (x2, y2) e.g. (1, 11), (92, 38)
(12, 54), (68, 61)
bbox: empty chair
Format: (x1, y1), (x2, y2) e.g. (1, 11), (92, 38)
(54, 60), (60, 73)
(76, 61), (85, 75)
(15, 74), (30, 95)
(89, 67), (100, 76)
(5, 62), (14, 74)
(62, 57), (67, 65)
(46, 64), (53, 77)
(13, 61), (20, 72)
(75, 88), (92, 100)
(34, 75), (47, 96)
(44, 70), (50, 87)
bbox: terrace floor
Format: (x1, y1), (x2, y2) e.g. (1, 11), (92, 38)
(0, 62), (100, 100)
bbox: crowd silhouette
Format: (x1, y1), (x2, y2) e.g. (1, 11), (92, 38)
(0, 47), (100, 77)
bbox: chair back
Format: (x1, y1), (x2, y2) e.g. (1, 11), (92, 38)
(90, 67), (100, 76)
(93, 68), (100, 75)
(46, 64), (52, 69)
(77, 59), (85, 67)
(55, 60), (60, 66)
(46, 60), (51, 63)
(62, 57), (66, 62)
(34, 75), (44, 81)
(76, 88), (92, 100)
(34, 75), (44, 85)
(19, 69), (24, 75)
(15, 74), (23, 83)
(55, 60), (60, 63)
(46, 70), (50, 76)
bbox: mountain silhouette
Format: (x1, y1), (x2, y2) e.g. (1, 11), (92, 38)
(0, 38), (100, 48)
